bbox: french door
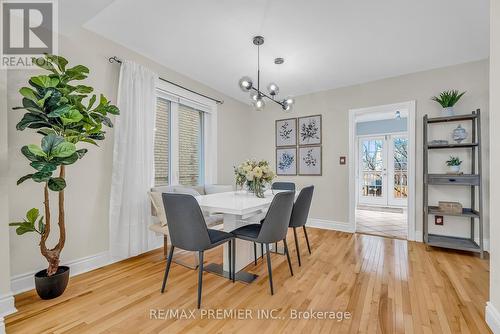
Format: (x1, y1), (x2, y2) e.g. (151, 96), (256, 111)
(358, 134), (408, 207)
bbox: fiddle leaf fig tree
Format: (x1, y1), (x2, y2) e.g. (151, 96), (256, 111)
(9, 54), (119, 276)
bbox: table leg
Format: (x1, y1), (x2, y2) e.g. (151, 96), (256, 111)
(204, 214), (258, 283)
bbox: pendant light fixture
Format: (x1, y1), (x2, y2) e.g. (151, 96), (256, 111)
(238, 36), (295, 112)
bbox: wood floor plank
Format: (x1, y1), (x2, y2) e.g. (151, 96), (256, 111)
(5, 229), (490, 334)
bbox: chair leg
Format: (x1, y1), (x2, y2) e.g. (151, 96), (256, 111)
(283, 239), (293, 276)
(228, 240), (232, 281)
(265, 244), (274, 295)
(232, 239), (236, 283)
(275, 242), (278, 253)
(303, 226), (312, 254)
(163, 236), (169, 259)
(261, 244), (264, 259)
(161, 246), (175, 293)
(197, 251), (204, 309)
(253, 242), (257, 265)
(293, 227), (301, 267)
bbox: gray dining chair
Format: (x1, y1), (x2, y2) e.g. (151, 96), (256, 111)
(253, 182), (296, 261)
(160, 193), (235, 309)
(271, 182), (296, 192)
(231, 191), (295, 295)
(289, 185), (314, 266)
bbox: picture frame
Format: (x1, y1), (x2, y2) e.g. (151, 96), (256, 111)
(298, 114), (322, 146)
(276, 147), (297, 176)
(298, 145), (322, 176)
(275, 118), (297, 147)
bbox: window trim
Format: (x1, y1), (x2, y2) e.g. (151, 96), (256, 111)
(155, 80), (218, 186)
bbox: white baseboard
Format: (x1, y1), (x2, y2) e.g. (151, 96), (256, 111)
(10, 240), (164, 295)
(307, 218), (355, 233)
(486, 302), (500, 333)
(0, 293), (16, 317)
(0, 292), (16, 334)
(10, 251), (112, 295)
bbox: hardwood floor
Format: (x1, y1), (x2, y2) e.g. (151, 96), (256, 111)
(5, 228), (490, 333)
(356, 207), (407, 239)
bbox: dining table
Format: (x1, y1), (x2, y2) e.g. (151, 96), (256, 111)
(196, 189), (287, 283)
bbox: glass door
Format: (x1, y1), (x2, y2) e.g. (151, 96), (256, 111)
(358, 136), (387, 206)
(388, 136), (408, 206)
(358, 134), (408, 207)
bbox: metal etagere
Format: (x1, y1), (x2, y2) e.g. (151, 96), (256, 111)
(423, 109), (484, 258)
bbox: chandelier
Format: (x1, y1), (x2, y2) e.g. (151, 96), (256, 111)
(238, 36), (295, 112)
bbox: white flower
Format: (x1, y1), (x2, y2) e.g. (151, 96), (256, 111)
(246, 171), (254, 181)
(253, 166), (263, 178)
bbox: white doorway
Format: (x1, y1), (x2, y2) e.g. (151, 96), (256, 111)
(358, 134), (408, 207)
(348, 101), (416, 241)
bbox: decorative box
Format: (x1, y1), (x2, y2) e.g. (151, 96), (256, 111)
(438, 201), (463, 215)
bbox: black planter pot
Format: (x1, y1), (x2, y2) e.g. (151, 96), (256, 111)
(34, 266), (70, 300)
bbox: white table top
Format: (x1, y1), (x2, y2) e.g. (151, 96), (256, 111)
(196, 190), (276, 216)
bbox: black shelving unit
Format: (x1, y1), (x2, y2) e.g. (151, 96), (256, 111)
(423, 109), (484, 258)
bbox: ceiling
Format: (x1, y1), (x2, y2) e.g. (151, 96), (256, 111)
(69, 0), (489, 103)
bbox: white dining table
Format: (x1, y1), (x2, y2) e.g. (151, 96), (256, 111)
(196, 189), (285, 283)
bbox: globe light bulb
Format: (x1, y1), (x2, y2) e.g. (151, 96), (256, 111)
(249, 90), (259, 101)
(283, 103), (293, 112)
(284, 96), (295, 106)
(267, 82), (279, 96)
(238, 76), (253, 92)
(253, 97), (265, 111)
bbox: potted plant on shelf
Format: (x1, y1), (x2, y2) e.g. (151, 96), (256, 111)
(431, 90), (466, 116)
(9, 54), (119, 299)
(446, 156), (462, 174)
(234, 160), (275, 198)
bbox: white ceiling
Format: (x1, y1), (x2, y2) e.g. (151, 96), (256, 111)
(73, 0), (489, 103)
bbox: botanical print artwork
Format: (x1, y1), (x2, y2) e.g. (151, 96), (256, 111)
(299, 146), (322, 175)
(275, 118), (297, 147)
(298, 115), (322, 145)
(276, 147), (297, 175)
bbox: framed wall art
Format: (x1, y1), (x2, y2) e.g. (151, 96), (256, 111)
(298, 145), (322, 176)
(276, 147), (297, 175)
(298, 115), (322, 145)
(275, 118), (297, 147)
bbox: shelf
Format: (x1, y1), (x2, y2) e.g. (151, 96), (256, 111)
(427, 206), (480, 218)
(427, 114), (478, 124)
(427, 143), (478, 149)
(427, 234), (481, 253)
(427, 174), (480, 186)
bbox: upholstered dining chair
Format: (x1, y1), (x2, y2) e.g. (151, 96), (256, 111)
(253, 182), (296, 262)
(231, 191), (295, 295)
(149, 185), (228, 269)
(160, 193), (235, 309)
(271, 182), (296, 192)
(289, 185), (315, 266)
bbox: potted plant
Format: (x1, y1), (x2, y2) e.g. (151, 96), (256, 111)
(9, 54), (119, 299)
(431, 90), (466, 116)
(446, 156), (462, 173)
(234, 160), (275, 198)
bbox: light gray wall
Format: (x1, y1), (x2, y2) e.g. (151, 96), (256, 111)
(6, 27), (251, 277)
(356, 118), (407, 136)
(247, 60), (489, 240)
(489, 0), (500, 321)
(1, 68), (15, 330)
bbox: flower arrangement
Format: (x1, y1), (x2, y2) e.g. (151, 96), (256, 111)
(234, 160), (275, 198)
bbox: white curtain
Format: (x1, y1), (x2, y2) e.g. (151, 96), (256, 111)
(109, 60), (158, 259)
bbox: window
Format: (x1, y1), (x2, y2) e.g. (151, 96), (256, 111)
(154, 97), (171, 186)
(178, 104), (203, 186)
(154, 83), (215, 187)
